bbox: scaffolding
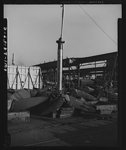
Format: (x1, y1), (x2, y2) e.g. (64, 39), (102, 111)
(7, 65), (43, 90)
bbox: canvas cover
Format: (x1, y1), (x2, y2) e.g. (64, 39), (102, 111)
(10, 89), (31, 101)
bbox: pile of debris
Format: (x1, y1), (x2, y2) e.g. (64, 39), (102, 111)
(7, 79), (118, 120)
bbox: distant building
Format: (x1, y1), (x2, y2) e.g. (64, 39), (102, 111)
(35, 52), (118, 85)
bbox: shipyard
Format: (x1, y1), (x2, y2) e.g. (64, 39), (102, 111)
(3, 4), (121, 147)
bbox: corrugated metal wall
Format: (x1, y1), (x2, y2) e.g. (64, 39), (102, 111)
(7, 65), (43, 89)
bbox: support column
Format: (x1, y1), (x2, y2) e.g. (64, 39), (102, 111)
(38, 68), (41, 89)
(28, 67), (30, 89)
(53, 68), (55, 83)
(95, 61), (96, 79)
(7, 75), (10, 89)
(77, 64), (80, 88)
(69, 66), (71, 88)
(56, 37), (65, 93)
(16, 66), (18, 90)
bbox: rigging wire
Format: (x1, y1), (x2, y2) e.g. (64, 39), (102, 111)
(79, 5), (117, 45)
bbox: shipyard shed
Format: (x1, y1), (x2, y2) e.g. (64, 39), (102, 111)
(34, 51), (118, 87)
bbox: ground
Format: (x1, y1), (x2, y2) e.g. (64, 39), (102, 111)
(8, 113), (118, 147)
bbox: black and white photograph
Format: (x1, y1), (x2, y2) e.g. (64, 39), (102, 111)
(3, 2), (121, 147)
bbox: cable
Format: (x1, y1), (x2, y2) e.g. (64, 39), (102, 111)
(79, 5), (117, 45)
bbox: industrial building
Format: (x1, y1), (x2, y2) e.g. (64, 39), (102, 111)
(7, 51), (117, 90)
(35, 51), (118, 88)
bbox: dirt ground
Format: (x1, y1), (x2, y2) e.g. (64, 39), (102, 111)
(8, 113), (118, 147)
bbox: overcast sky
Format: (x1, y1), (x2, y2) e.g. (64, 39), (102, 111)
(4, 4), (121, 66)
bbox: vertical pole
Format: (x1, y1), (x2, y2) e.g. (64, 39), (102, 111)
(53, 68), (55, 83)
(53, 69), (54, 83)
(7, 74), (10, 89)
(38, 68), (41, 89)
(56, 4), (65, 94)
(77, 65), (80, 88)
(55, 69), (56, 83)
(16, 66), (18, 90)
(95, 61), (96, 79)
(69, 66), (70, 88)
(41, 73), (43, 89)
(56, 37), (65, 93)
(28, 67), (30, 89)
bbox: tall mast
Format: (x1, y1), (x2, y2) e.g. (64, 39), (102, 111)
(56, 4), (65, 94)
(60, 4), (64, 39)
